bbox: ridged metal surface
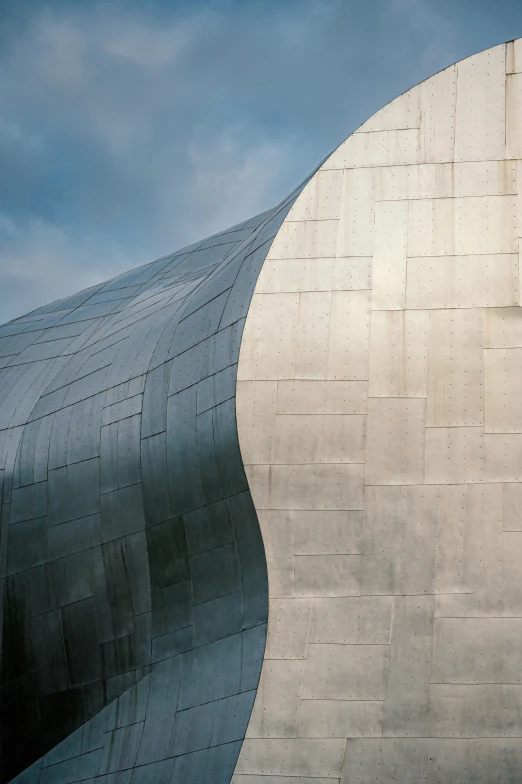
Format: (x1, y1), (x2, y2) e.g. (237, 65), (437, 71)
(0, 182), (308, 783)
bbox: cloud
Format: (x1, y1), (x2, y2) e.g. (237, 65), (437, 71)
(1, 0), (521, 321)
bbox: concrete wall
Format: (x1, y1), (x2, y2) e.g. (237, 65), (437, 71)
(235, 40), (522, 783)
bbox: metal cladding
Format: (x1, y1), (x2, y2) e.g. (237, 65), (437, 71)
(5, 38), (522, 784)
(0, 184), (309, 784)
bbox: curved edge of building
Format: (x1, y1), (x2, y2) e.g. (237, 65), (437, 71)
(0, 181), (313, 784)
(235, 38), (522, 783)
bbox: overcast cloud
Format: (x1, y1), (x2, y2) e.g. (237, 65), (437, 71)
(1, 0), (521, 322)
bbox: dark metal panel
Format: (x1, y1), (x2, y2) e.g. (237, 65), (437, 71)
(202, 741), (243, 784)
(169, 699), (219, 756)
(166, 387), (203, 515)
(135, 656), (182, 766)
(6, 518), (47, 575)
(90, 542), (134, 644)
(140, 433), (172, 526)
(196, 409), (222, 505)
(240, 622), (268, 692)
(141, 364), (169, 438)
(144, 518), (189, 591)
(193, 591), (243, 648)
(97, 720), (144, 775)
(228, 491), (269, 629)
(211, 689), (257, 746)
(128, 759), (174, 784)
(183, 499), (234, 556)
(150, 580), (192, 638)
(100, 483), (145, 542)
(100, 423), (118, 495)
(61, 598), (101, 687)
(196, 364), (236, 415)
(213, 398), (248, 496)
(66, 394), (105, 464)
(48, 459), (101, 526)
(116, 415), (141, 489)
(101, 612), (151, 679)
(167, 320), (244, 395)
(29, 610), (68, 694)
(47, 514), (102, 561)
(172, 290), (230, 355)
(10, 481), (47, 524)
(190, 543), (240, 606)
(106, 673), (150, 729)
(150, 625), (193, 664)
(26, 565), (50, 617)
(46, 550), (93, 610)
(178, 633), (242, 710)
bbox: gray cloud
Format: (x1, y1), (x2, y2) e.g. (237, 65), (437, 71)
(0, 0), (520, 321)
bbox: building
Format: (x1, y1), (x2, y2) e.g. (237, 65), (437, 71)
(3, 38), (522, 784)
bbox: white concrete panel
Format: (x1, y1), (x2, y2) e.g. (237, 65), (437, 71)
(419, 65), (457, 163)
(485, 306), (522, 347)
(264, 598), (312, 659)
(294, 554), (360, 597)
(502, 532), (522, 615)
(256, 257), (372, 294)
(365, 398), (425, 485)
(287, 169), (344, 222)
(434, 483), (502, 618)
(237, 39), (522, 782)
(267, 219), (339, 260)
(293, 510), (362, 555)
(295, 292), (331, 379)
(485, 348), (522, 432)
(426, 308), (483, 427)
(235, 739), (346, 778)
(336, 169), (377, 257)
(431, 485), (468, 595)
(502, 483), (522, 531)
(507, 73), (522, 159)
(309, 596), (394, 645)
(484, 434), (522, 482)
(507, 38), (522, 74)
(324, 128), (419, 170)
(360, 486), (408, 595)
(453, 45), (506, 162)
(252, 661), (306, 738)
(236, 380), (277, 464)
(424, 427), (484, 484)
(277, 380), (368, 415)
(383, 596), (434, 737)
(408, 196), (517, 257)
(427, 684), (522, 738)
(431, 617), (522, 683)
(245, 464), (364, 511)
(271, 414), (365, 464)
(302, 644), (388, 700)
(377, 160), (517, 201)
(406, 254), (518, 309)
(326, 290), (371, 381)
(371, 201), (407, 310)
(258, 510), (294, 598)
(237, 293), (299, 380)
(357, 87), (420, 132)
(368, 310), (429, 397)
(298, 699), (383, 738)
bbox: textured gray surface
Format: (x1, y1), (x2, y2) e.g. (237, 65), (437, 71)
(0, 181), (308, 783)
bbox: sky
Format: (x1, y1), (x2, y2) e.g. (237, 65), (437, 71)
(1, 0), (522, 322)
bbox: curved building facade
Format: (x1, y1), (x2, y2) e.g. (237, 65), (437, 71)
(3, 38), (522, 784)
